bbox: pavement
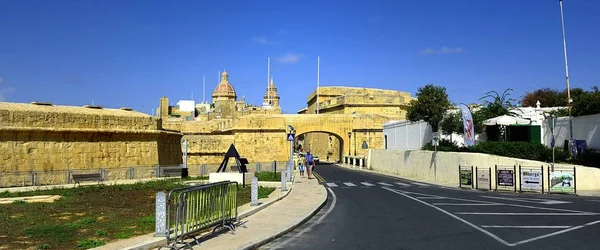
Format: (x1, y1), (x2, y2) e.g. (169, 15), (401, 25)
(262, 163), (600, 250)
(93, 172), (326, 250)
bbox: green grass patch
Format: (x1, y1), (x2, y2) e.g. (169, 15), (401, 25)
(76, 239), (105, 249)
(255, 172), (282, 182)
(0, 178), (276, 249)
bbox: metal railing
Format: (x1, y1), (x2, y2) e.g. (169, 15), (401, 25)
(155, 181), (238, 250)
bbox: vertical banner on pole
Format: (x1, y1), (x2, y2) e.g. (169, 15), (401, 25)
(459, 104), (476, 147)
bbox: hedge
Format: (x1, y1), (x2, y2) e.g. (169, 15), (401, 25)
(422, 140), (599, 168)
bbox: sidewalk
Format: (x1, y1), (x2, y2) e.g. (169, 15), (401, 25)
(186, 175), (326, 250)
(95, 172), (327, 250)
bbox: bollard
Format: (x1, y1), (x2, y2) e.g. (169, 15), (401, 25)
(154, 191), (168, 237)
(273, 161), (277, 178)
(251, 177), (259, 206)
(281, 170), (287, 191)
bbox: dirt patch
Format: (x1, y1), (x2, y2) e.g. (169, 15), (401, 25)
(0, 195), (61, 204)
(9, 213), (24, 219)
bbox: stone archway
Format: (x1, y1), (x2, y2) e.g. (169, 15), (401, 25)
(295, 130), (346, 163)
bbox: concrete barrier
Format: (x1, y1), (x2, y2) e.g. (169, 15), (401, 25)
(368, 149), (600, 192)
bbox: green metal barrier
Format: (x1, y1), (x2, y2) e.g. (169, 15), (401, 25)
(156, 181), (238, 250)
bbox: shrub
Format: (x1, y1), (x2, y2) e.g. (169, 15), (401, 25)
(422, 141), (569, 163)
(422, 139), (460, 152)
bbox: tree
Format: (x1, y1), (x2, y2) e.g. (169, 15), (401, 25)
(572, 86), (600, 116)
(521, 87), (586, 108)
(406, 84), (451, 132)
(472, 89), (516, 136)
(521, 88), (565, 107)
(440, 111), (463, 136)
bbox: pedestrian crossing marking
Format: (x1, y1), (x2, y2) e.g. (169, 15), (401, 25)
(343, 182), (356, 187)
(395, 182), (411, 186)
(326, 183), (338, 187)
(360, 182), (375, 186)
(378, 182), (393, 186)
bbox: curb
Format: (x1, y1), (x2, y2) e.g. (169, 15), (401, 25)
(239, 183), (328, 250)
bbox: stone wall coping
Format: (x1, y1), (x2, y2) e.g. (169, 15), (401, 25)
(0, 126), (182, 136)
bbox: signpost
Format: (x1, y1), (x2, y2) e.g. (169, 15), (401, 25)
(495, 165), (517, 192)
(458, 165), (474, 189)
(548, 167), (576, 194)
(520, 165), (543, 193)
(475, 167), (491, 191)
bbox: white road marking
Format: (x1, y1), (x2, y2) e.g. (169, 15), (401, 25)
(481, 195), (571, 205)
(377, 182), (393, 186)
(401, 190), (588, 213)
(411, 182), (430, 186)
(481, 225), (572, 229)
(360, 182), (375, 187)
(510, 220), (600, 246)
(271, 187), (337, 249)
(381, 186), (512, 247)
(433, 203), (503, 206)
(394, 182), (411, 187)
(325, 183), (338, 187)
(343, 182), (356, 187)
(417, 197), (445, 199)
(455, 212), (598, 216)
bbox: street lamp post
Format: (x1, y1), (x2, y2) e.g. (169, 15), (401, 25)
(559, 0), (575, 155)
(347, 132), (351, 156)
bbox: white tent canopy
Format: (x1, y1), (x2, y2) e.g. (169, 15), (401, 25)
(484, 115), (531, 126)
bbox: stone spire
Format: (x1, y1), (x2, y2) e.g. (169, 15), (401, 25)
(263, 76), (280, 107)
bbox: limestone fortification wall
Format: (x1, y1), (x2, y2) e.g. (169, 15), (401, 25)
(0, 102), (183, 176)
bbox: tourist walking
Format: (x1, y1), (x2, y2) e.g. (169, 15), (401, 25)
(306, 151), (315, 179)
(298, 161), (305, 177)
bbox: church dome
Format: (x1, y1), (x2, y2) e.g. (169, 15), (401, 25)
(212, 70), (237, 99)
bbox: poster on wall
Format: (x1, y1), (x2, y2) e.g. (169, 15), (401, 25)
(521, 170), (542, 190)
(460, 169), (473, 187)
(476, 169), (490, 190)
(550, 171), (575, 193)
(497, 170), (514, 186)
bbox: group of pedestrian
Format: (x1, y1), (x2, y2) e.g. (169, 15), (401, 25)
(298, 151), (315, 179)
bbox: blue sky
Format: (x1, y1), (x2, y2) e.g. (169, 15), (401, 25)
(1, 0), (599, 114)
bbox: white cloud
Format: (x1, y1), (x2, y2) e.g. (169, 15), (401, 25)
(276, 53), (303, 64)
(252, 36), (275, 45)
(0, 77), (15, 102)
(421, 46), (464, 55)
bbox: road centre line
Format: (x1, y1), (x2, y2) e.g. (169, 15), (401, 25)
(411, 182), (430, 186)
(271, 187), (337, 249)
(401, 190), (589, 213)
(381, 186), (512, 247)
(394, 182), (411, 186)
(343, 182), (356, 187)
(377, 182), (393, 186)
(325, 183), (338, 187)
(417, 197), (445, 199)
(481, 225), (572, 229)
(360, 182), (375, 186)
(455, 212), (598, 216)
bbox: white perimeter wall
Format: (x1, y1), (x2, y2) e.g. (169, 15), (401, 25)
(367, 149), (600, 192)
(542, 113), (600, 150)
(383, 121), (433, 150)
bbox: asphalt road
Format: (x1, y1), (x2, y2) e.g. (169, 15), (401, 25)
(260, 163), (600, 250)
